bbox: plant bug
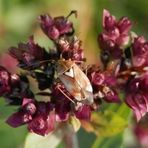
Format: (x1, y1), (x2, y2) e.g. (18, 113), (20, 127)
(56, 59), (94, 105)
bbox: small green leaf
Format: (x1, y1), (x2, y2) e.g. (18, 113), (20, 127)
(69, 116), (81, 132)
(24, 130), (63, 148)
(91, 110), (127, 137)
(91, 103), (131, 148)
(0, 98), (18, 119)
(0, 119), (27, 148)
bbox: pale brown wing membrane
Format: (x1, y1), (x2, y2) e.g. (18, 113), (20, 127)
(58, 73), (83, 101)
(73, 64), (94, 104)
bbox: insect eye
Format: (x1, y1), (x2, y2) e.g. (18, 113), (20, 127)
(64, 68), (74, 77)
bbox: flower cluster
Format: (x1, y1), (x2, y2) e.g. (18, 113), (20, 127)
(1, 11), (92, 136)
(0, 9), (148, 136)
(98, 9), (132, 61)
(98, 10), (148, 121)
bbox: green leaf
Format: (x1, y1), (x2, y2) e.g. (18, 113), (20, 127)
(91, 110), (127, 137)
(0, 119), (27, 148)
(24, 130), (63, 148)
(91, 103), (131, 148)
(0, 98), (18, 119)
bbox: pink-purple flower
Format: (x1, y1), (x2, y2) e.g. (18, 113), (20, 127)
(87, 67), (120, 103)
(125, 74), (148, 121)
(0, 66), (11, 96)
(6, 98), (55, 136)
(132, 36), (148, 67)
(134, 116), (148, 147)
(57, 37), (84, 61)
(98, 9), (132, 59)
(39, 13), (74, 40)
(9, 36), (47, 69)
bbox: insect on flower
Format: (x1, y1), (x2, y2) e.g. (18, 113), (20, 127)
(56, 59), (94, 105)
(22, 57), (94, 105)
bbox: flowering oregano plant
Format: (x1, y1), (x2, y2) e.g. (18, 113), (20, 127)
(0, 9), (148, 139)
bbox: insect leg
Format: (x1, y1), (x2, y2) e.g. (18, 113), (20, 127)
(57, 86), (76, 104)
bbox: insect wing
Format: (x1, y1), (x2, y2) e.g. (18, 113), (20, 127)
(57, 60), (94, 104)
(73, 64), (94, 104)
(58, 71), (83, 101)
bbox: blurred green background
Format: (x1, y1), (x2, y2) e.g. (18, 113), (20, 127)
(0, 0), (148, 148)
